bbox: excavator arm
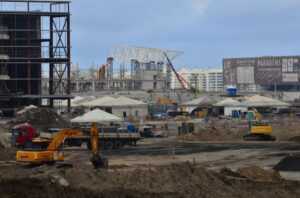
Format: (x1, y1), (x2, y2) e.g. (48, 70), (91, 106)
(252, 108), (262, 123)
(46, 129), (84, 151)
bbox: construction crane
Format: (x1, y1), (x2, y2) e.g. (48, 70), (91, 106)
(16, 123), (108, 169)
(243, 108), (276, 141)
(164, 52), (197, 92)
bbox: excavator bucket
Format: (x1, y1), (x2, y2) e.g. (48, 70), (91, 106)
(90, 154), (108, 169)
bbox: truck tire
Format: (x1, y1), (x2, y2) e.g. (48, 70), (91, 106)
(99, 142), (105, 150)
(114, 141), (123, 149)
(87, 141), (91, 150)
(105, 141), (114, 150)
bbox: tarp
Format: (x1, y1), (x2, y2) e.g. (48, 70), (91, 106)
(213, 98), (241, 107)
(71, 108), (122, 123)
(241, 95), (290, 107)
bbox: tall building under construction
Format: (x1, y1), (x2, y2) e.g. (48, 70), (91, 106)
(0, 0), (71, 115)
(71, 45), (183, 93)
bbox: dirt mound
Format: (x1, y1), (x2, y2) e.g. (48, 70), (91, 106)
(181, 126), (248, 142)
(236, 166), (283, 181)
(0, 147), (17, 161)
(12, 108), (68, 128)
(0, 133), (12, 148)
(272, 122), (300, 141)
(219, 167), (245, 178)
(288, 136), (300, 143)
(1, 162), (300, 198)
(274, 156), (300, 171)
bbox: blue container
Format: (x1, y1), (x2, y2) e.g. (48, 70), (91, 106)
(226, 88), (237, 96)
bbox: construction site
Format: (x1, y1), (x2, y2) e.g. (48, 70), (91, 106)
(1, 0), (300, 198)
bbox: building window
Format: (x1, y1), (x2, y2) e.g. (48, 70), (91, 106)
(135, 110), (139, 116)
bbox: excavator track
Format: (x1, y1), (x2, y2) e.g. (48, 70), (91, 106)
(243, 134), (276, 141)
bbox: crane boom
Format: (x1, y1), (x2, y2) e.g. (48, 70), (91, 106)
(164, 52), (196, 91)
(164, 52), (186, 90)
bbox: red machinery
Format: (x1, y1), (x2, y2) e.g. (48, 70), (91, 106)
(11, 124), (37, 148)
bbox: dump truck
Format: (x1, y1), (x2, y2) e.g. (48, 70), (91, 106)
(11, 124), (140, 150)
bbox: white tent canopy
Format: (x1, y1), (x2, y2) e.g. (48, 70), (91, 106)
(241, 95), (290, 107)
(213, 98), (241, 107)
(181, 96), (221, 106)
(71, 108), (122, 123)
(98, 96), (146, 107)
(81, 96), (115, 107)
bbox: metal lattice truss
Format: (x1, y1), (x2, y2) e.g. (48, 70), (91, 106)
(107, 45), (183, 64)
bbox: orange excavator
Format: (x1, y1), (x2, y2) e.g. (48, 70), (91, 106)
(156, 98), (174, 105)
(16, 123), (108, 169)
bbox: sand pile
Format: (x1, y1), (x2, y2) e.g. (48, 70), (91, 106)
(236, 166), (283, 181)
(12, 108), (68, 128)
(1, 162), (300, 198)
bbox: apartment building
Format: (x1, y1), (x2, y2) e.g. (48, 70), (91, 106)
(171, 67), (223, 92)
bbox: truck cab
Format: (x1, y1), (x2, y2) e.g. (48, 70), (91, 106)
(11, 124), (37, 148)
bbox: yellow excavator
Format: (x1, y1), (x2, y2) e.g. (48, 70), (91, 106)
(16, 123), (108, 169)
(243, 108), (275, 141)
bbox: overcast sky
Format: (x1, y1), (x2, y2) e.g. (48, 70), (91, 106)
(71, 0), (300, 69)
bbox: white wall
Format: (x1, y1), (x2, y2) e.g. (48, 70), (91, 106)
(224, 107), (248, 116)
(112, 105), (148, 117)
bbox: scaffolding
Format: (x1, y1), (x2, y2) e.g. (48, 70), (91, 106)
(0, 0), (71, 115)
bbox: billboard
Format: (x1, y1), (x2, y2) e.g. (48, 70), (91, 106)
(223, 56), (300, 86)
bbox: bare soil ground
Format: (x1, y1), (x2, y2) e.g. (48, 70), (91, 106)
(2, 117), (300, 197)
(2, 139), (300, 198)
(180, 119), (300, 142)
(1, 161), (300, 198)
